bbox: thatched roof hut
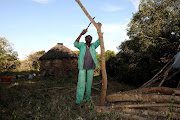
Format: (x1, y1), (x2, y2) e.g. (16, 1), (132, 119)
(39, 43), (78, 77)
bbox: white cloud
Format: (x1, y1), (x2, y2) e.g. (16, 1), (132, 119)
(130, 0), (140, 11)
(103, 24), (129, 51)
(80, 22), (128, 34)
(32, 0), (52, 4)
(78, 22), (129, 53)
(102, 24), (127, 33)
(48, 21), (130, 56)
(101, 5), (123, 12)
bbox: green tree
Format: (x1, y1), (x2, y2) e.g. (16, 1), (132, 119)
(0, 37), (19, 72)
(105, 50), (116, 62)
(97, 50), (116, 64)
(27, 50), (45, 70)
(108, 0), (180, 86)
(96, 50), (116, 76)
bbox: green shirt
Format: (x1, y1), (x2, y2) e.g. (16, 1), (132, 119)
(74, 39), (100, 70)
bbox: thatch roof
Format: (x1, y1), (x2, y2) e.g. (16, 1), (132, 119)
(39, 43), (78, 60)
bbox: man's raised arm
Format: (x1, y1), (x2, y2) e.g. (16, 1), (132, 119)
(76, 29), (87, 42)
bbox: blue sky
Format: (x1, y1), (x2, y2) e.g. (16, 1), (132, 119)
(0, 0), (140, 60)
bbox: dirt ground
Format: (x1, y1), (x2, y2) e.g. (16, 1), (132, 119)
(0, 72), (136, 120)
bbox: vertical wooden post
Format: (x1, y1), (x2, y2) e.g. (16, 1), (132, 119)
(75, 0), (107, 106)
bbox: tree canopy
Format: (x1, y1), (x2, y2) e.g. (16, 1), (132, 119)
(106, 0), (180, 87)
(0, 37), (19, 72)
(27, 50), (45, 70)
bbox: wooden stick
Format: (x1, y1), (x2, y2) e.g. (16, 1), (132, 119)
(141, 58), (174, 88)
(75, 0), (107, 106)
(106, 93), (180, 103)
(158, 66), (173, 87)
(38, 86), (74, 90)
(92, 87), (100, 91)
(93, 81), (102, 86)
(123, 87), (180, 95)
(111, 103), (180, 109)
(140, 73), (163, 88)
(75, 0), (98, 28)
(177, 80), (180, 88)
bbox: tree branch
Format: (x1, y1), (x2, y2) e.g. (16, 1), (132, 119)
(75, 0), (107, 106)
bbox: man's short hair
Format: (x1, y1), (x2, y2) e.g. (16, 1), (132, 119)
(85, 35), (92, 40)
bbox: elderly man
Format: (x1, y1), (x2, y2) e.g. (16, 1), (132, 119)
(74, 29), (100, 105)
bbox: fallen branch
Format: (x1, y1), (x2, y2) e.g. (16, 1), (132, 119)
(38, 86), (74, 91)
(93, 81), (102, 86)
(141, 58), (174, 88)
(140, 73), (163, 88)
(75, 0), (107, 106)
(106, 93), (180, 103)
(92, 87), (100, 91)
(111, 103), (180, 109)
(119, 87), (180, 95)
(158, 66), (173, 87)
(177, 80), (180, 88)
(141, 87), (180, 95)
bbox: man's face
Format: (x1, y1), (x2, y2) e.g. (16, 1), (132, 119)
(85, 35), (92, 43)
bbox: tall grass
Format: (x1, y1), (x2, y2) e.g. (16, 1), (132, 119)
(1, 71), (135, 120)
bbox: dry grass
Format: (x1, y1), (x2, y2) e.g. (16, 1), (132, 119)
(0, 71), (134, 120)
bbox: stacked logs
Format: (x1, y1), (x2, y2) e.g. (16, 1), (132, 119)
(105, 87), (180, 119)
(103, 56), (180, 119)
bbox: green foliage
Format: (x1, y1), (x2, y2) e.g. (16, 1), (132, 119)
(105, 50), (116, 62)
(0, 37), (19, 72)
(107, 0), (180, 87)
(27, 50), (45, 70)
(0, 72), (132, 120)
(74, 50), (80, 56)
(95, 50), (116, 76)
(97, 50), (116, 64)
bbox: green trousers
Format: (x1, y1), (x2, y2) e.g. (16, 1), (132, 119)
(76, 69), (94, 104)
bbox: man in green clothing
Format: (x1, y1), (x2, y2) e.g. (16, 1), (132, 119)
(74, 29), (100, 105)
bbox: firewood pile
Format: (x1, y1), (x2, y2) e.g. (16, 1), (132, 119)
(102, 56), (180, 119)
(102, 58), (180, 119)
(104, 87), (180, 119)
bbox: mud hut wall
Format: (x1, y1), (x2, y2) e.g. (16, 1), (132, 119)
(40, 58), (78, 77)
(53, 58), (78, 76)
(39, 60), (52, 76)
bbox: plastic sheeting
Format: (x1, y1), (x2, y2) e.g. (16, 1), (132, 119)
(172, 52), (180, 69)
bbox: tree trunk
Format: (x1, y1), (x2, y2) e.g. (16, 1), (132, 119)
(106, 93), (180, 103)
(111, 103), (180, 109)
(75, 0), (107, 106)
(123, 87), (180, 95)
(158, 66), (173, 87)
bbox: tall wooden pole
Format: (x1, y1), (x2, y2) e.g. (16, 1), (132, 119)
(75, 0), (107, 106)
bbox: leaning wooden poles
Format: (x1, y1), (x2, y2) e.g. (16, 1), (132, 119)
(75, 0), (107, 106)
